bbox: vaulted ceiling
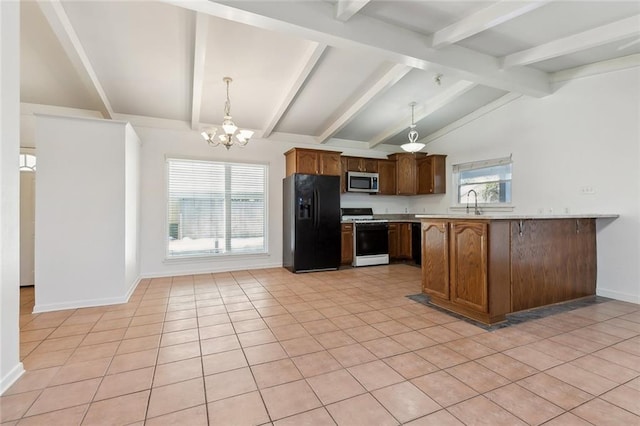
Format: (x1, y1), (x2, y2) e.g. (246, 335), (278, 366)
(20, 0), (640, 150)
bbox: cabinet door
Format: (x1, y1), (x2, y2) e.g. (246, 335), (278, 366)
(388, 223), (398, 259)
(450, 221), (488, 313)
(341, 223), (353, 265)
(347, 157), (363, 171)
(340, 157), (348, 193)
(398, 223), (412, 259)
(396, 154), (416, 195)
(320, 151), (341, 176)
(417, 155), (446, 195)
(377, 160), (396, 195)
(421, 221), (449, 298)
(296, 150), (318, 174)
(363, 158), (378, 173)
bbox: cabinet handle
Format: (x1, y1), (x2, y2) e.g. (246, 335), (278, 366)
(518, 220), (524, 237)
(576, 220), (580, 234)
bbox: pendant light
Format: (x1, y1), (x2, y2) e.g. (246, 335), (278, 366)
(401, 102), (425, 153)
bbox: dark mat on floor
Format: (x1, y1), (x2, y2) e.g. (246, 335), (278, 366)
(406, 293), (612, 331)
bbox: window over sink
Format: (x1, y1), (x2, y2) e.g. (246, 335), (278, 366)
(452, 156), (512, 207)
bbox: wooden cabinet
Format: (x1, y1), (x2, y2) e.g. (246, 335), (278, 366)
(421, 220), (449, 298)
(510, 219), (596, 312)
(346, 157), (378, 173)
(284, 148), (342, 177)
(388, 153), (427, 195)
(377, 160), (396, 195)
(449, 221), (488, 313)
(421, 218), (596, 324)
(417, 155), (446, 195)
(398, 223), (412, 259)
(388, 223), (398, 259)
(340, 157), (348, 193)
(341, 223), (353, 265)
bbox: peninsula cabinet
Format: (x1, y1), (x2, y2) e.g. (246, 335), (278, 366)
(285, 148), (342, 177)
(377, 159), (396, 195)
(417, 155), (446, 195)
(421, 218), (597, 324)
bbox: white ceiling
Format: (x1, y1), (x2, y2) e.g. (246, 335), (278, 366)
(20, 0), (640, 150)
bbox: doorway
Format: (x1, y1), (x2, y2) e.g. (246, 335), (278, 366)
(19, 152), (36, 287)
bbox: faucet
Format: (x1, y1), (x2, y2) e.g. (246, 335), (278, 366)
(466, 189), (481, 215)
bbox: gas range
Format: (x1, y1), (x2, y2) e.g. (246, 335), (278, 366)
(340, 208), (388, 223)
(341, 208), (389, 267)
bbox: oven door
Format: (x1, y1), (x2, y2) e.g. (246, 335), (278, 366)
(354, 222), (389, 256)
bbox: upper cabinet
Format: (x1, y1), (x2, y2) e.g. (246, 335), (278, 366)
(346, 157), (378, 173)
(417, 155), (446, 195)
(377, 160), (396, 195)
(284, 148), (445, 197)
(388, 153), (426, 195)
(285, 148), (341, 177)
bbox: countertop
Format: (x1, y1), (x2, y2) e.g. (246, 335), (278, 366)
(414, 213), (619, 220)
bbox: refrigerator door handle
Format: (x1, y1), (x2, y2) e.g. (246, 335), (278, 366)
(313, 189), (319, 228)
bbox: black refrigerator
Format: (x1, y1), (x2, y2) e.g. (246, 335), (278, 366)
(283, 174), (341, 273)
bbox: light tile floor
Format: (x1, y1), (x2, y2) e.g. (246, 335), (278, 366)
(2, 264), (640, 425)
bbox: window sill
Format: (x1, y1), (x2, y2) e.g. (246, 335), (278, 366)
(164, 252), (271, 264)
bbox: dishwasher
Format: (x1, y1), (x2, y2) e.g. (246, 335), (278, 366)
(411, 222), (421, 265)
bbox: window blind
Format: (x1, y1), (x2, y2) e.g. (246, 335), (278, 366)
(167, 158), (267, 258)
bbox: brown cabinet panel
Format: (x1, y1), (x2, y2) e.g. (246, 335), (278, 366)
(340, 157), (348, 193)
(398, 223), (412, 259)
(341, 223), (353, 265)
(284, 148), (342, 177)
(319, 151), (341, 176)
(421, 221), (449, 298)
(377, 160), (396, 195)
(510, 219), (596, 312)
(417, 155), (446, 195)
(449, 221), (488, 313)
(388, 223), (398, 259)
(391, 153), (418, 195)
(346, 157), (379, 173)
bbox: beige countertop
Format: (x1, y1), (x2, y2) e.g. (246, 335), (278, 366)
(414, 213), (619, 220)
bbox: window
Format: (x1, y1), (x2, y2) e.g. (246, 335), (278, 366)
(167, 158), (267, 258)
(19, 153), (36, 172)
(453, 156), (512, 205)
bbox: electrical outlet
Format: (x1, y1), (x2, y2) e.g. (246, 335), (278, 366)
(404, 207), (408, 213)
(537, 208), (544, 214)
(580, 186), (596, 195)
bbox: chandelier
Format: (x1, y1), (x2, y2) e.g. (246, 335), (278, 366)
(401, 102), (425, 153)
(201, 77), (254, 149)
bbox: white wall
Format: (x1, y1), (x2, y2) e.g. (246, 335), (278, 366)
(135, 126), (399, 277)
(35, 115), (140, 311)
(124, 124), (141, 293)
(409, 67), (640, 303)
(0, 0), (24, 394)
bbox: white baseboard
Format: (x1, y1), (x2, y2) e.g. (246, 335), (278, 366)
(33, 277), (142, 313)
(0, 362), (24, 395)
(597, 288), (640, 304)
(139, 261), (283, 279)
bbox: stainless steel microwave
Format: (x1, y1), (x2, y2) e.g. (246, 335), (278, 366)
(347, 171), (379, 193)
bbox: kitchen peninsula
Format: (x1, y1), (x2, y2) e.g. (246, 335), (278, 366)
(416, 214), (618, 324)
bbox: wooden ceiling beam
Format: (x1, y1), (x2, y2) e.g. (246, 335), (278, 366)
(369, 80), (477, 148)
(36, 0), (114, 119)
(432, 0), (551, 48)
(317, 63), (412, 144)
(191, 12), (209, 130)
(262, 43), (327, 138)
(502, 14), (640, 68)
(161, 0), (551, 97)
(335, 0), (370, 22)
